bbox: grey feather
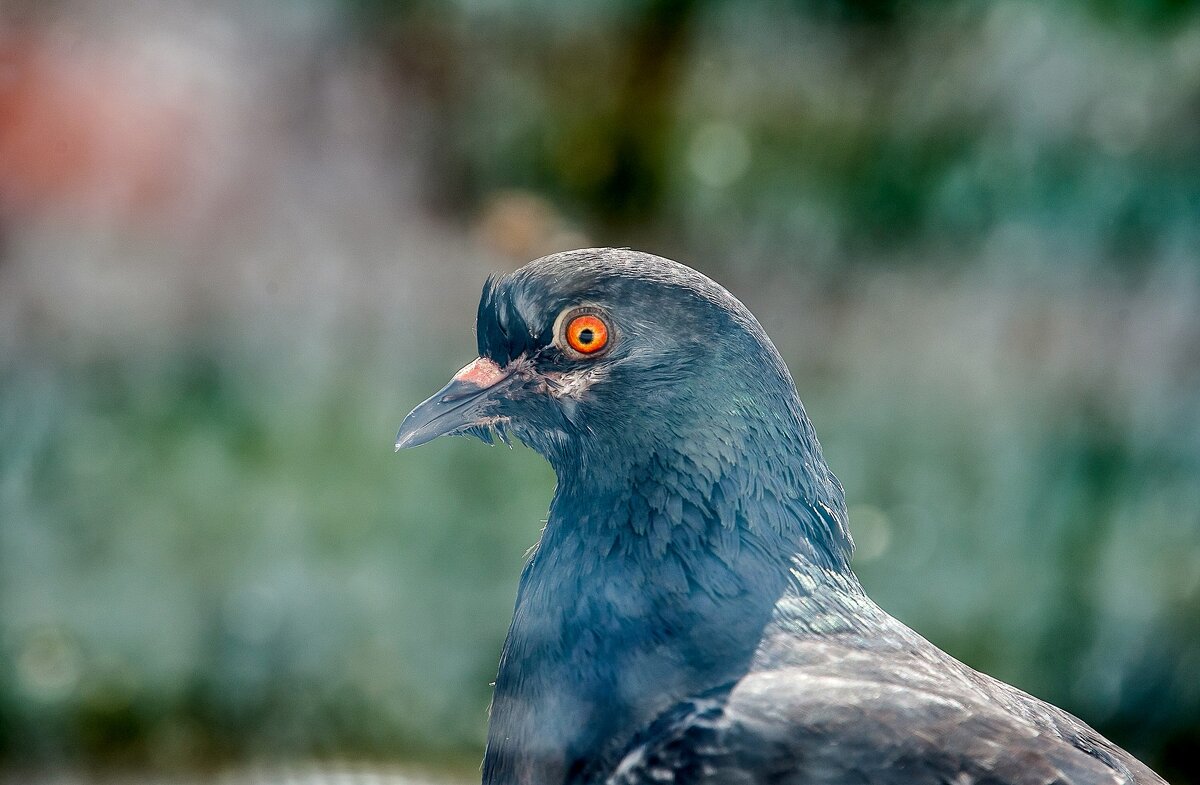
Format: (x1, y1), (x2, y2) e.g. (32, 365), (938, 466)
(412, 249), (1166, 785)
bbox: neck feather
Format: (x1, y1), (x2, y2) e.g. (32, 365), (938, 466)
(484, 404), (857, 784)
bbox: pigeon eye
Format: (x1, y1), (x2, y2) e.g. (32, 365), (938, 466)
(564, 314), (609, 355)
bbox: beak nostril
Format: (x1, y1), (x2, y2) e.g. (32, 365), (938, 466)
(440, 387), (478, 404)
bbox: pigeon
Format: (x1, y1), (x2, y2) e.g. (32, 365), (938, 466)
(395, 248), (1166, 785)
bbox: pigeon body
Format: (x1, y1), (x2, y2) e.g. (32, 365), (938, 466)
(395, 249), (1166, 785)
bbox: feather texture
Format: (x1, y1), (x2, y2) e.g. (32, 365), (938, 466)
(421, 249), (1166, 785)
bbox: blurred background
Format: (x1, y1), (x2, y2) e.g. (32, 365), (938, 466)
(1, 0), (1198, 782)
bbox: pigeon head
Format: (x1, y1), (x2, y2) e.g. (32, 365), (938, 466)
(399, 248), (858, 783)
(397, 248), (810, 479)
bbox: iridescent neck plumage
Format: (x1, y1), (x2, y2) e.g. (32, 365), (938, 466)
(484, 402), (855, 785)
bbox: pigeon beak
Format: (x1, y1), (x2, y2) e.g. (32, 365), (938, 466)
(395, 357), (512, 450)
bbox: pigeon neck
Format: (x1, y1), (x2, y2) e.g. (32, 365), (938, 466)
(553, 393), (855, 576)
(483, 403), (858, 784)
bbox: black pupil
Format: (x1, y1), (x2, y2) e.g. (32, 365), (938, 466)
(578, 328), (594, 344)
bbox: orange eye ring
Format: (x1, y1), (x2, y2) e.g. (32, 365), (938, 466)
(564, 313), (609, 355)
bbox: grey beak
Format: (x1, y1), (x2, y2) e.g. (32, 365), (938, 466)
(395, 357), (510, 450)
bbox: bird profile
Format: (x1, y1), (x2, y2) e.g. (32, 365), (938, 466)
(395, 248), (1167, 785)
